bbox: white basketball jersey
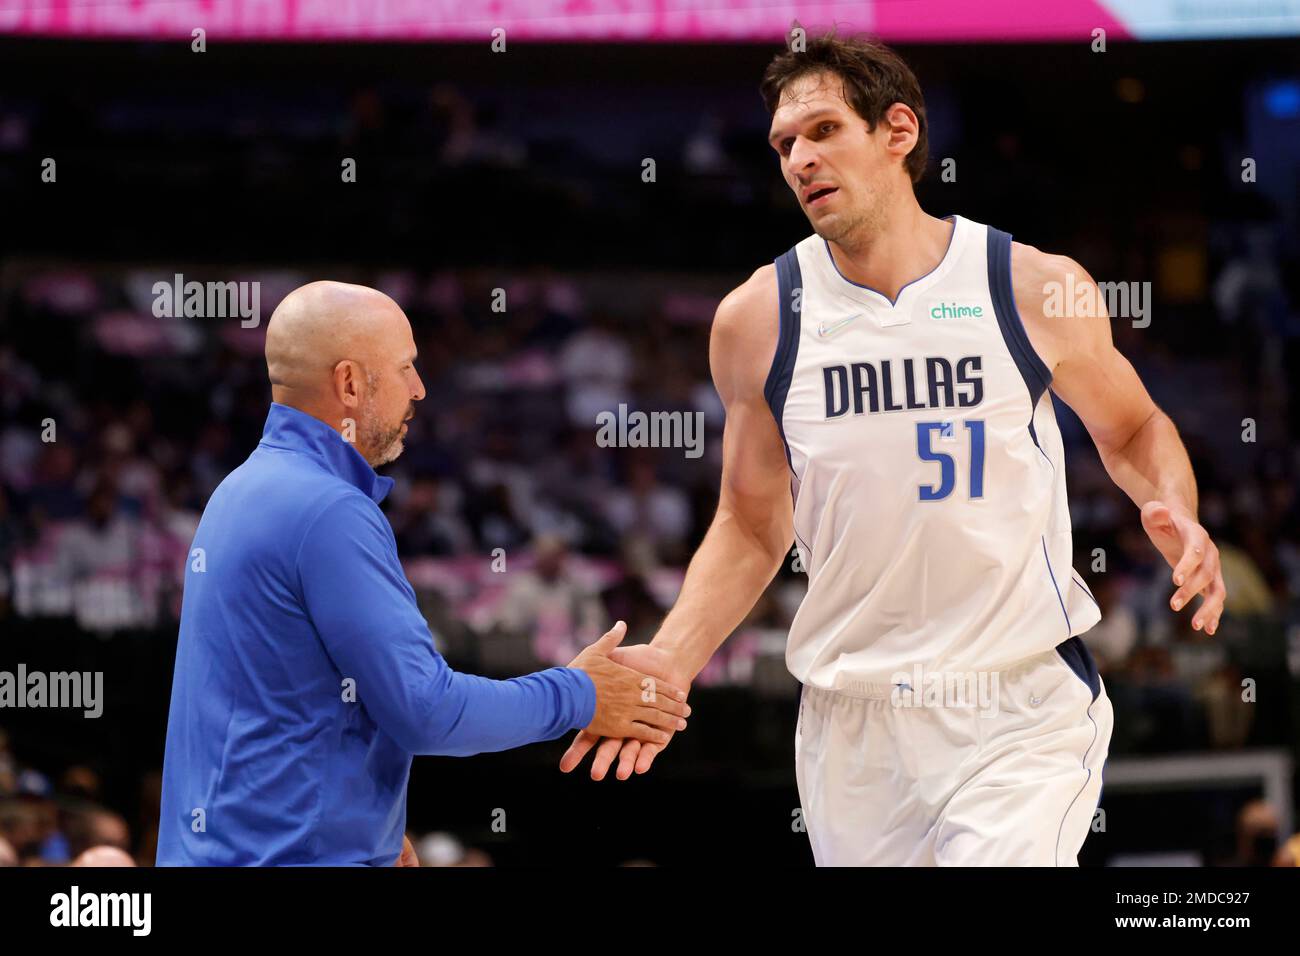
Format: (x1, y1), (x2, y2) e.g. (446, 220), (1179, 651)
(765, 215), (1100, 693)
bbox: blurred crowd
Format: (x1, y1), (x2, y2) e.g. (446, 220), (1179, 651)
(0, 725), (497, 867)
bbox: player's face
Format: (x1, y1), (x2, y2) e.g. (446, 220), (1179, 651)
(360, 318), (424, 467)
(768, 72), (894, 243)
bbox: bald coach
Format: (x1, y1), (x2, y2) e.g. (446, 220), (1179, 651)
(157, 282), (687, 866)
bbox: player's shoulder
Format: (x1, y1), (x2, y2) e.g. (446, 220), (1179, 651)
(1008, 240), (1110, 369)
(711, 264), (778, 353)
(714, 263), (778, 330)
(1009, 240), (1094, 308)
(709, 264), (780, 399)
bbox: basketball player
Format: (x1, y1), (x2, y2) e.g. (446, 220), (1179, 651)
(561, 34), (1226, 866)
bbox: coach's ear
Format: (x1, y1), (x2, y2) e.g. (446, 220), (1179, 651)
(334, 358), (363, 410)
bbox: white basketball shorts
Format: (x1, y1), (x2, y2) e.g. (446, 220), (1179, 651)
(794, 636), (1113, 866)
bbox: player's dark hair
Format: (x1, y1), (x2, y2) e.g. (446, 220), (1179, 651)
(760, 28), (929, 183)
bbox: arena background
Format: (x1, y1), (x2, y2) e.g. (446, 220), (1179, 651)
(1, 1), (1299, 868)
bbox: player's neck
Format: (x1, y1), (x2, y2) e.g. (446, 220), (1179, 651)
(826, 204), (954, 302)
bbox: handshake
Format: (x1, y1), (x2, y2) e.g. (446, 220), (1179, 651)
(565, 621), (694, 781)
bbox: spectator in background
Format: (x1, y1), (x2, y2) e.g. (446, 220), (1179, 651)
(0, 486), (17, 614)
(1213, 225), (1289, 387)
(1, 764), (71, 865)
(57, 478), (150, 632)
(27, 442), (80, 521)
(464, 480), (531, 553)
(603, 458), (693, 564)
(0, 728), (15, 796)
(392, 476), (472, 556)
(1199, 662), (1256, 750)
(72, 846), (136, 867)
(1230, 800), (1280, 867)
(559, 314), (634, 428)
(57, 766), (103, 802)
(135, 772), (163, 867)
(492, 534), (606, 666)
(415, 831), (493, 867)
(1274, 833), (1300, 867)
(601, 537), (671, 646)
(1080, 574), (1139, 675)
(1216, 536), (1276, 617)
(0, 798), (48, 863)
(63, 804), (131, 859)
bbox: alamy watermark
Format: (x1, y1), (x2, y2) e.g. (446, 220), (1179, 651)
(0, 664), (103, 718)
(50, 886), (150, 936)
(889, 665), (1000, 717)
(595, 403), (705, 459)
(152, 273), (261, 327)
(1043, 275), (1151, 329)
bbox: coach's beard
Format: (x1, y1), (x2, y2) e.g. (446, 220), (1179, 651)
(368, 420), (405, 467)
(360, 400), (409, 467)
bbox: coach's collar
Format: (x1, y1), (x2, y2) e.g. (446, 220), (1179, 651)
(258, 402), (394, 504)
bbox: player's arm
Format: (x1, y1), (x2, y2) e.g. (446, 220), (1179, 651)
(559, 265), (796, 778)
(1014, 243), (1226, 634)
(652, 265), (795, 672)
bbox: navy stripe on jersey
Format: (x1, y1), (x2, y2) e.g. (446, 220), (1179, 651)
(1056, 635), (1102, 702)
(987, 227), (1053, 446)
(764, 247), (803, 469)
(1042, 535), (1071, 634)
(1072, 575), (1100, 609)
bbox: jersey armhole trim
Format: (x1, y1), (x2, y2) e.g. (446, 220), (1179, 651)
(763, 247), (802, 469)
(987, 227), (1052, 407)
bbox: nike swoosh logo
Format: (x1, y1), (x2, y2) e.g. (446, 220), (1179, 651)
(817, 314), (860, 337)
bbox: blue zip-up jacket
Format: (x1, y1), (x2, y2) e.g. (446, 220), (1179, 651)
(157, 403), (596, 865)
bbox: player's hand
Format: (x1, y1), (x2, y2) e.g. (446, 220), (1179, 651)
(560, 642), (693, 781)
(395, 834), (419, 867)
(1141, 500), (1226, 635)
(569, 622), (691, 745)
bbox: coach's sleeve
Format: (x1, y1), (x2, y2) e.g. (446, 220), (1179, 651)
(296, 492), (596, 756)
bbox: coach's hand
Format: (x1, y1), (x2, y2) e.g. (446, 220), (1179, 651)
(561, 642), (693, 781)
(1141, 500), (1226, 635)
(569, 622), (690, 746)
